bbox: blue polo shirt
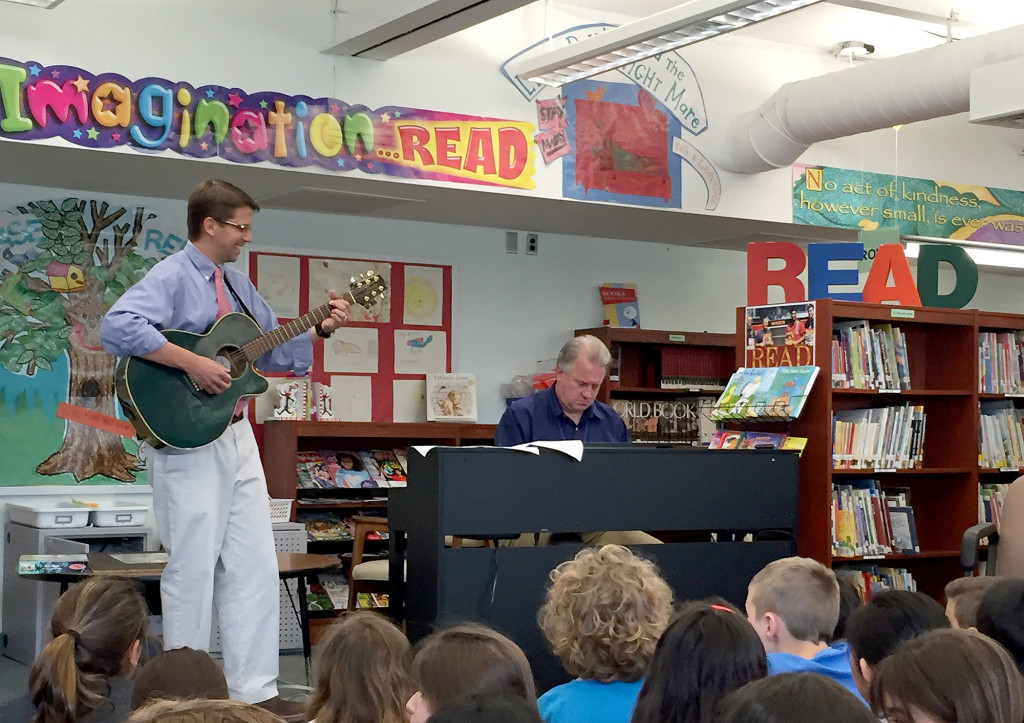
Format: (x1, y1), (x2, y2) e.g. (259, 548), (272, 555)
(494, 385), (629, 446)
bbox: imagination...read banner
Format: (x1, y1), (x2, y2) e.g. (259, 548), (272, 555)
(0, 57), (536, 190)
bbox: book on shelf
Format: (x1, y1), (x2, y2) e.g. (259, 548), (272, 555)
(330, 450), (375, 489)
(978, 330), (1024, 394)
(831, 320), (910, 391)
(738, 431), (789, 449)
(358, 450), (389, 488)
(659, 346), (728, 391)
(832, 403), (925, 470)
(306, 580), (334, 612)
(980, 483), (1010, 527)
(297, 450), (337, 489)
(707, 430), (796, 451)
(835, 565), (917, 601)
(300, 511), (353, 542)
(611, 397), (716, 445)
(426, 373), (478, 423)
(708, 429), (745, 450)
(886, 505), (920, 555)
(362, 449), (408, 487)
(317, 573), (350, 609)
(711, 366), (819, 420)
(598, 282), (640, 328)
(979, 400), (1024, 469)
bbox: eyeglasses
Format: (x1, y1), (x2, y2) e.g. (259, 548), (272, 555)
(215, 218), (252, 233)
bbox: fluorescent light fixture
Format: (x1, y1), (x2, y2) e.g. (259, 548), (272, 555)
(0, 0), (65, 7)
(508, 0), (823, 87)
(904, 235), (1024, 271)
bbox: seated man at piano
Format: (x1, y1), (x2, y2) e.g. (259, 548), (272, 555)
(100, 179), (350, 721)
(496, 334), (659, 546)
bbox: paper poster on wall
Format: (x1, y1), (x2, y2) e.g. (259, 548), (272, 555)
(329, 376), (373, 422)
(323, 328), (379, 374)
(254, 254), (300, 318)
(393, 379), (428, 423)
(403, 266), (444, 326)
(394, 330), (447, 374)
(309, 258), (392, 323)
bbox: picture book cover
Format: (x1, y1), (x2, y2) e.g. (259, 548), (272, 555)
(738, 431), (788, 449)
(426, 373), (478, 422)
(358, 450), (388, 487)
(887, 506), (920, 554)
(366, 449), (408, 487)
(708, 429), (745, 450)
(744, 301), (815, 367)
(331, 450), (375, 489)
(598, 283), (641, 328)
(764, 365), (820, 419)
(713, 368), (768, 419)
(300, 450), (335, 489)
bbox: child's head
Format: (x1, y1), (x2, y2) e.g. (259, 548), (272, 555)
(830, 576), (863, 643)
(307, 611), (412, 723)
(717, 673), (876, 723)
(943, 575), (999, 628)
(631, 598), (767, 723)
(870, 628), (1024, 723)
(975, 577), (1024, 676)
(31, 576), (149, 723)
(745, 557), (839, 650)
(128, 697), (287, 723)
(538, 544), (673, 682)
(407, 623), (535, 723)
(130, 647), (229, 710)
(426, 694), (542, 723)
(845, 590), (950, 700)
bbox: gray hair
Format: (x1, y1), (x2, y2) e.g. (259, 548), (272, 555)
(557, 335), (612, 373)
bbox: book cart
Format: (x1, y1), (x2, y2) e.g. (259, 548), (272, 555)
(261, 420), (495, 637)
(734, 300), (981, 598)
(574, 327), (735, 445)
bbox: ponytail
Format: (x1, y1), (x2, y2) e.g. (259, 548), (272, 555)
(28, 578), (147, 723)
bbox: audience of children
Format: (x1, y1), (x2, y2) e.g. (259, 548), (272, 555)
(306, 611), (412, 723)
(844, 589), (950, 701)
(0, 576), (149, 723)
(829, 576), (863, 644)
(405, 623), (537, 723)
(14, 552), (1024, 723)
(743, 556), (862, 700)
(870, 627), (1024, 723)
(975, 576), (1024, 677)
(630, 599), (766, 723)
(717, 673), (876, 723)
(943, 574), (1000, 628)
(536, 545), (673, 723)
(129, 647), (229, 711)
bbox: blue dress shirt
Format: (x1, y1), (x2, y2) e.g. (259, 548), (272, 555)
(101, 242), (312, 374)
(494, 385), (629, 446)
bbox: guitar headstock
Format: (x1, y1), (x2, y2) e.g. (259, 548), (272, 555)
(348, 271), (388, 310)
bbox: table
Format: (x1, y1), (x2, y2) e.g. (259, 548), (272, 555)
(19, 551), (340, 681)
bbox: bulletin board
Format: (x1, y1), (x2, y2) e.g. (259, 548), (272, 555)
(249, 252), (452, 426)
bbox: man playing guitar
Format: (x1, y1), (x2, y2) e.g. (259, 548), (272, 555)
(101, 179), (349, 721)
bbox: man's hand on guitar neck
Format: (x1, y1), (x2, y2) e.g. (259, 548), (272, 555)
(312, 290), (351, 338)
(142, 343), (232, 395)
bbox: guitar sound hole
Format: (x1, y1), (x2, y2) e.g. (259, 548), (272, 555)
(214, 351), (240, 378)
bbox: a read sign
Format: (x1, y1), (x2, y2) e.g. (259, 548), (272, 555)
(747, 241), (979, 309)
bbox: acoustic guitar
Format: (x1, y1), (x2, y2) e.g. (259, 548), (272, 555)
(114, 271), (387, 449)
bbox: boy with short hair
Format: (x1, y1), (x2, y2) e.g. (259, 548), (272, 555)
(944, 575), (1000, 628)
(745, 556), (864, 701)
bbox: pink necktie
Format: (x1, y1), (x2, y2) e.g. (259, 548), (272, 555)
(213, 267), (232, 318)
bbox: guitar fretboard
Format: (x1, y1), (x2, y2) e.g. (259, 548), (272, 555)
(239, 302), (333, 362)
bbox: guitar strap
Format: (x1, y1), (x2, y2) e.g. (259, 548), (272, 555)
(221, 272), (262, 330)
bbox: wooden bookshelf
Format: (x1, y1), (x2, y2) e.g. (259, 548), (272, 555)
(262, 420), (496, 510)
(575, 327), (735, 400)
(735, 300), (983, 598)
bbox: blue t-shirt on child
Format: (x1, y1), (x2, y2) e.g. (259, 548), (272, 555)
(538, 679), (644, 723)
(767, 641), (866, 704)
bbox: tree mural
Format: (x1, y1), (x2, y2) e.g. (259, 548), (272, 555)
(0, 198), (172, 482)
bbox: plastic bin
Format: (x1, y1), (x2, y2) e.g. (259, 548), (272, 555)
(8, 502), (90, 529)
(89, 501), (149, 527)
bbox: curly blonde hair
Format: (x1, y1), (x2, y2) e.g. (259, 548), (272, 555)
(538, 545), (673, 682)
